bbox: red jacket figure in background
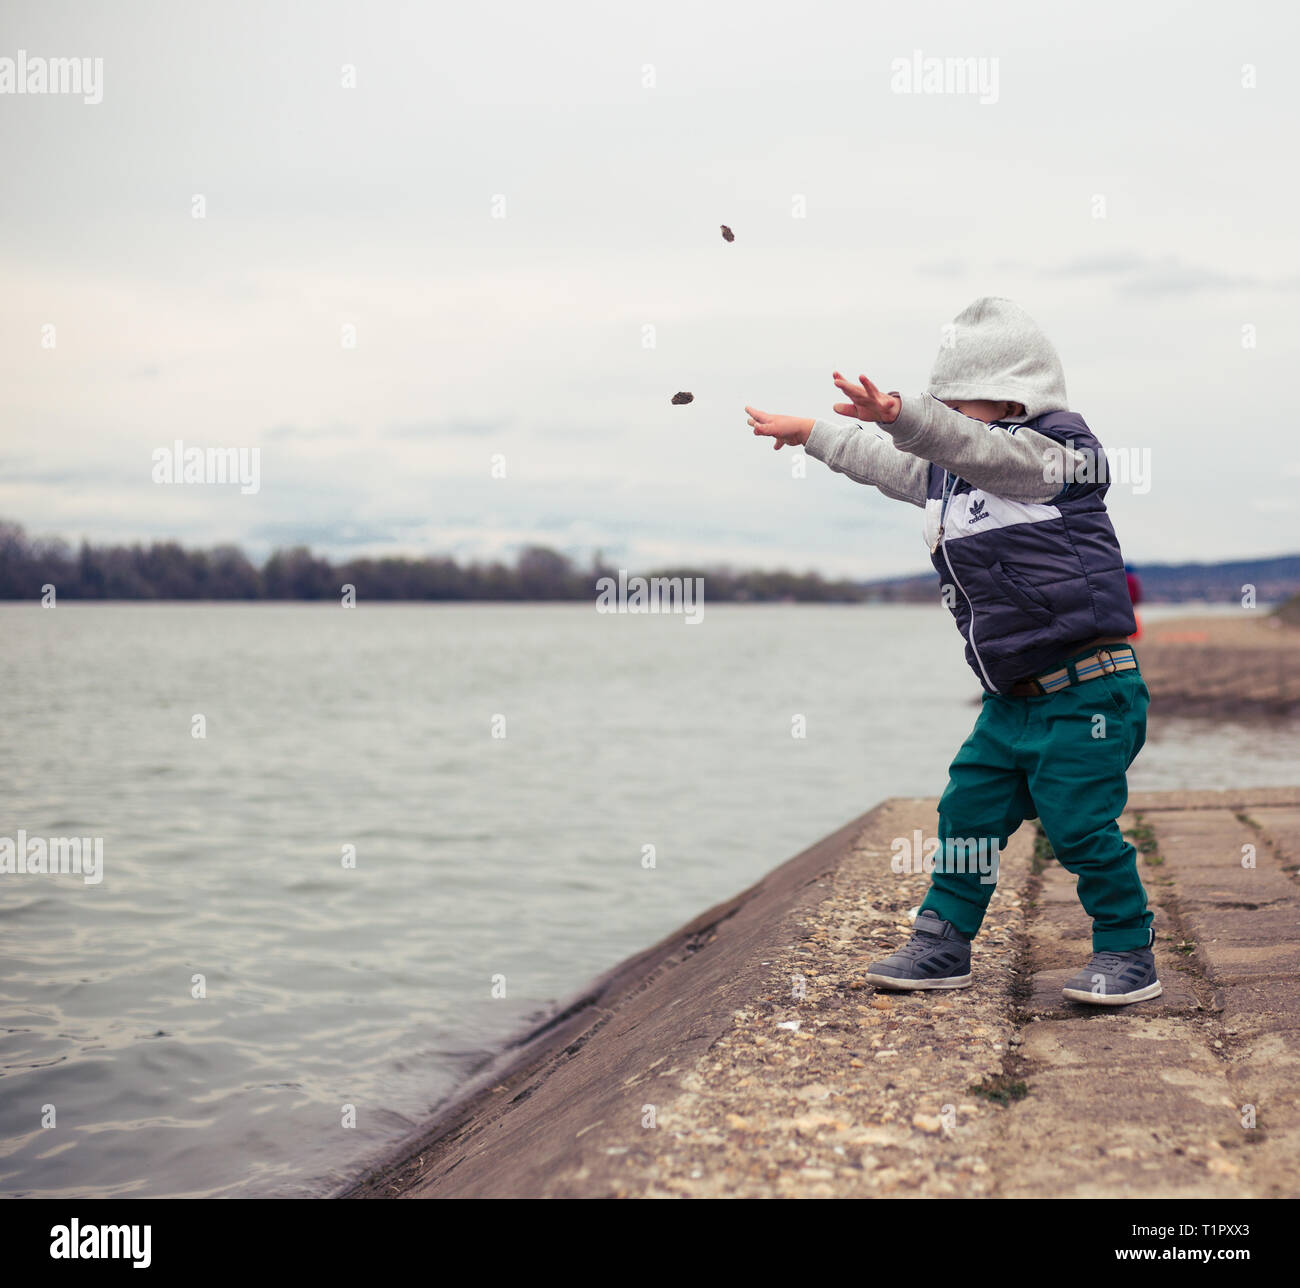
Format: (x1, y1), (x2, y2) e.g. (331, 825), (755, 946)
(1126, 565), (1143, 641)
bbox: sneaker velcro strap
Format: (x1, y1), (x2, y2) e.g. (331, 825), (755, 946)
(913, 915), (948, 937)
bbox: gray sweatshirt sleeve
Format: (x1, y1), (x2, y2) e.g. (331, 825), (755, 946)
(804, 418), (929, 507)
(880, 394), (1084, 504)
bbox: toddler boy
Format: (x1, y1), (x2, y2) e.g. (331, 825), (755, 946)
(746, 297), (1157, 1004)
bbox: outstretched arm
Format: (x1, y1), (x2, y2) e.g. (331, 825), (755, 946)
(804, 419), (929, 507)
(745, 406), (928, 507)
(831, 374), (1085, 504)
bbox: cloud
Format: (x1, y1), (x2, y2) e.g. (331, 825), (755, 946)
(246, 519), (429, 548)
(916, 258), (968, 278)
(1052, 254), (1150, 277)
(1, 1), (1295, 574)
(382, 416), (514, 440)
(262, 423), (357, 443)
(0, 459), (141, 487)
(1051, 253), (1294, 295)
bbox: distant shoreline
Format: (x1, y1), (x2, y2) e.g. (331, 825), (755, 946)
(1137, 613), (1300, 717)
(3, 519), (1298, 604)
(0, 599), (1290, 612)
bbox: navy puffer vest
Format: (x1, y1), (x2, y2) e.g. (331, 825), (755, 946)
(924, 411), (1136, 693)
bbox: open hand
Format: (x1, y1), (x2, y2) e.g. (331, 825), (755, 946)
(831, 372), (900, 424)
(745, 407), (813, 451)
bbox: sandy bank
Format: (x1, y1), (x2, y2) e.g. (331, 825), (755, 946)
(1138, 613), (1299, 716)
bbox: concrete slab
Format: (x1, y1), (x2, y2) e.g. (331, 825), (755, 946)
(1219, 979), (1300, 1037)
(989, 1018), (1251, 1198)
(1181, 905), (1300, 984)
(1250, 807), (1300, 875)
(1025, 969), (1200, 1018)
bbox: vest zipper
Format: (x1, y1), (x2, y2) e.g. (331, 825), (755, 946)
(934, 469), (996, 692)
(931, 471), (957, 552)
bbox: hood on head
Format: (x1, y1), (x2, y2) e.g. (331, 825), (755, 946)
(928, 297), (1068, 422)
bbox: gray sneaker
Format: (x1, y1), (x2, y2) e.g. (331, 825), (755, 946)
(1062, 943), (1161, 1006)
(865, 910), (972, 990)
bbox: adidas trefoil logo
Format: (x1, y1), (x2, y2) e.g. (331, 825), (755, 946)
(967, 497), (991, 525)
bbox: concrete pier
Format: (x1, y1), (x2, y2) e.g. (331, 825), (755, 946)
(341, 786), (1300, 1199)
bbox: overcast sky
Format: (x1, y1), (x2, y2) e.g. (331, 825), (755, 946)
(2, 0), (1297, 578)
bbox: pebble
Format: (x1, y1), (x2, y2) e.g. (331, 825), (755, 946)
(796, 1083), (833, 1102)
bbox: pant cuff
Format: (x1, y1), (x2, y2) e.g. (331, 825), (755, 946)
(919, 893), (980, 941)
(1092, 925), (1153, 953)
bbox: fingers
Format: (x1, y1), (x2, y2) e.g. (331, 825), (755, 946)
(746, 406), (788, 439)
(831, 373), (881, 404)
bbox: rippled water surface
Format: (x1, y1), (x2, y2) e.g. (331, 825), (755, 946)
(1, 602), (1291, 1196)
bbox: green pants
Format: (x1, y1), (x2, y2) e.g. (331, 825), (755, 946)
(920, 649), (1152, 952)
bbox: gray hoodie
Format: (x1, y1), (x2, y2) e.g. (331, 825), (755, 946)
(927, 296), (1068, 421)
(805, 298), (1084, 507)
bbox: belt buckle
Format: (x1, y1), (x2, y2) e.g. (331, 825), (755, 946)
(1097, 648), (1117, 675)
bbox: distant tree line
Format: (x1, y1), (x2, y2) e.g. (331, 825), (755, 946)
(0, 521), (876, 603)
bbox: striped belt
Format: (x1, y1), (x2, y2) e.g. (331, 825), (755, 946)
(1007, 644), (1138, 697)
